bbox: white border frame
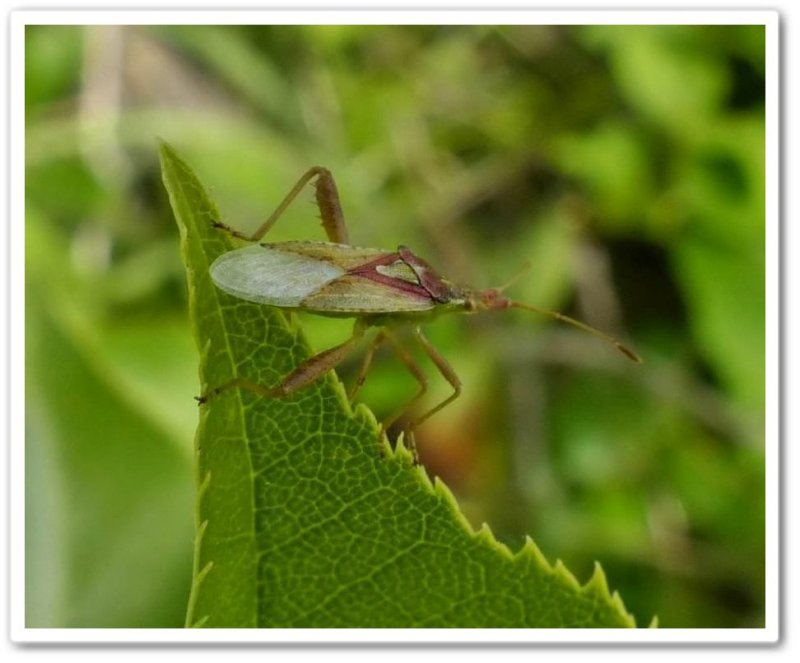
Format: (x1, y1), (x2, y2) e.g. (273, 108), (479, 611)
(8, 8), (780, 644)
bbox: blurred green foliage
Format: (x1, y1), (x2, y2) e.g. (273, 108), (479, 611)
(25, 24), (766, 628)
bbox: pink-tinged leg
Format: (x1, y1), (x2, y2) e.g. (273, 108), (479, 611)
(348, 331), (387, 402)
(269, 319), (366, 396)
(312, 168), (349, 245)
(195, 377), (277, 404)
(378, 328), (430, 462)
(408, 326), (462, 432)
(380, 329), (429, 431)
(198, 320), (366, 403)
(212, 166), (349, 244)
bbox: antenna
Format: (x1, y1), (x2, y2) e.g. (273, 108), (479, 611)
(496, 261), (533, 293)
(510, 301), (642, 363)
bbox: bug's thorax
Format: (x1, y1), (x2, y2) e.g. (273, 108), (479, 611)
(395, 246), (458, 304)
(344, 244), (464, 306)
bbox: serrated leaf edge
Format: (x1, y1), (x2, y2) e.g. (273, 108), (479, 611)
(433, 468), (638, 626)
(161, 142), (257, 628)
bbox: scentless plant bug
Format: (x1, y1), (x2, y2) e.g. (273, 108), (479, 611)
(203, 166), (641, 452)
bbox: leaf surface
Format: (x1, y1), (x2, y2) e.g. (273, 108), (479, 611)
(160, 143), (637, 628)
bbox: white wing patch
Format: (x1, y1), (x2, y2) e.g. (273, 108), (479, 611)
(210, 245), (346, 307)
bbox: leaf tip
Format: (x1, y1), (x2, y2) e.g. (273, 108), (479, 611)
(157, 138), (177, 163)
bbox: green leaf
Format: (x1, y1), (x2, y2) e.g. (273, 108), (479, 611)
(160, 142), (639, 628)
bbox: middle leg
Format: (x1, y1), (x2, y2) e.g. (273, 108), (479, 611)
(348, 330), (387, 402)
(407, 326), (463, 433)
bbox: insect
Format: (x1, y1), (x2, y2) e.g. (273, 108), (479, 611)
(202, 166), (641, 452)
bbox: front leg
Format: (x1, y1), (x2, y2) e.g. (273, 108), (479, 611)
(212, 166), (349, 244)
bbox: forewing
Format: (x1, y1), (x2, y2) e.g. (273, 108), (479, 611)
(210, 245), (345, 307)
(265, 241), (392, 271)
(301, 274), (436, 313)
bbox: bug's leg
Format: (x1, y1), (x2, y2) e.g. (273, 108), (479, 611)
(406, 326), (463, 434)
(198, 320), (366, 403)
(212, 166), (349, 244)
(270, 319), (366, 396)
(348, 330), (387, 402)
(379, 329), (429, 463)
(311, 168), (349, 244)
(196, 377), (276, 404)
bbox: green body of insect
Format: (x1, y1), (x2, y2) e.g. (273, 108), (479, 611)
(204, 167), (640, 451)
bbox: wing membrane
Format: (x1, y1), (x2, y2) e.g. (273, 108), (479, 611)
(210, 245), (345, 306)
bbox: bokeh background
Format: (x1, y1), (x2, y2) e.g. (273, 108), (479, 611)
(25, 24), (766, 628)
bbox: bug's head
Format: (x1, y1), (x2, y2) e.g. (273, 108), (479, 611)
(464, 260), (532, 313)
(465, 287), (513, 313)
(464, 266), (642, 364)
